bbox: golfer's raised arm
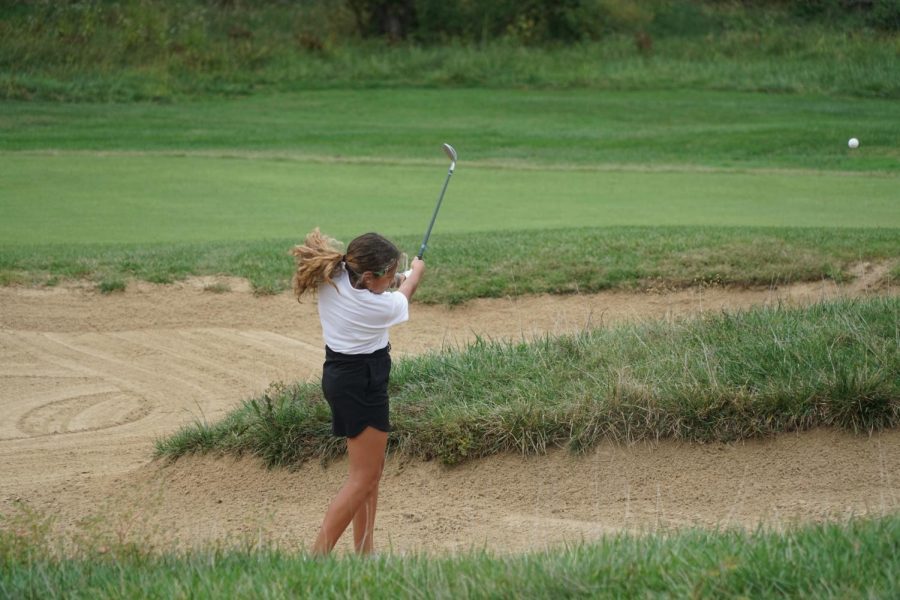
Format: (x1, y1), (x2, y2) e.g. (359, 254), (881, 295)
(399, 258), (425, 301)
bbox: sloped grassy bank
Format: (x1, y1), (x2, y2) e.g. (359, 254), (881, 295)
(156, 297), (898, 466)
(2, 515), (898, 598)
(4, 227), (898, 299)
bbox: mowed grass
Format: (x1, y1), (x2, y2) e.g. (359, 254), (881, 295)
(3, 89), (900, 171)
(2, 88), (897, 292)
(2, 153), (898, 245)
(2, 511), (898, 599)
(157, 297), (899, 466)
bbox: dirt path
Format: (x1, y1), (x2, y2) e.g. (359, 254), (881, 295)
(1, 263), (897, 554)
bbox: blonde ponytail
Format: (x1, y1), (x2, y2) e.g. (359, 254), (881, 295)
(290, 228), (344, 301)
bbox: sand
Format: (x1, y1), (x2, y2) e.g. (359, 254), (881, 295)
(1, 263), (896, 555)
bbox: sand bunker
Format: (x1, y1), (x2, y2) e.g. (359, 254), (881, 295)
(1, 263), (896, 554)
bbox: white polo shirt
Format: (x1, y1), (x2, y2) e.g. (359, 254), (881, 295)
(317, 269), (409, 354)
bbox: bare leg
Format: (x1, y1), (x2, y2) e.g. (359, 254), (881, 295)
(311, 427), (388, 555)
(353, 457), (383, 554)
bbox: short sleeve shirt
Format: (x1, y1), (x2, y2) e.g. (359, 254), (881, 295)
(317, 269), (409, 354)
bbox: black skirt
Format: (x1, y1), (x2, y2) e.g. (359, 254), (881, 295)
(321, 344), (392, 438)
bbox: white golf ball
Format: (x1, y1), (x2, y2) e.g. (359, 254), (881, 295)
(848, 137), (859, 149)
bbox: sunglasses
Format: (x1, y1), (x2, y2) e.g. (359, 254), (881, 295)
(347, 256), (402, 278)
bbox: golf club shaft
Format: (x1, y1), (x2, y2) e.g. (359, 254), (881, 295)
(417, 166), (453, 259)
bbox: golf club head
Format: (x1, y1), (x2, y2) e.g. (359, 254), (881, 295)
(442, 143), (457, 173)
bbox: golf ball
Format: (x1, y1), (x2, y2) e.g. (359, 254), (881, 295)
(848, 138), (859, 149)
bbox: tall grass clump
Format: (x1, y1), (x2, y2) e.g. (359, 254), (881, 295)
(3, 507), (898, 598)
(157, 296), (899, 466)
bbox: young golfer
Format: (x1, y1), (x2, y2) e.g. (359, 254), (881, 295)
(291, 228), (425, 555)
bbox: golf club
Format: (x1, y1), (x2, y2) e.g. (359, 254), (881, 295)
(416, 143), (457, 260)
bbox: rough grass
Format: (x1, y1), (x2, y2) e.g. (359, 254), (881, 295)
(2, 227), (897, 300)
(2, 503), (897, 599)
(2, 1), (898, 101)
(156, 296), (900, 467)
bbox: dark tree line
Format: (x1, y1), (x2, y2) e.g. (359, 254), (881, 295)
(340, 0), (899, 41)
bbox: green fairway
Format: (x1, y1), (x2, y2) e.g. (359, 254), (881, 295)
(3, 89), (899, 171)
(3, 88), (898, 246)
(4, 88), (899, 245)
(2, 153), (898, 246)
(2, 88), (898, 292)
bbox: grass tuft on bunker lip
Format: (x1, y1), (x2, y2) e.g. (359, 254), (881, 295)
(2, 226), (898, 302)
(156, 296), (899, 467)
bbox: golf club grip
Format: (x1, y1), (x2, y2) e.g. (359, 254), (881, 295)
(417, 169), (453, 259)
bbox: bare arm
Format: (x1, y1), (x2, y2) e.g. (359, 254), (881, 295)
(398, 258), (425, 301)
